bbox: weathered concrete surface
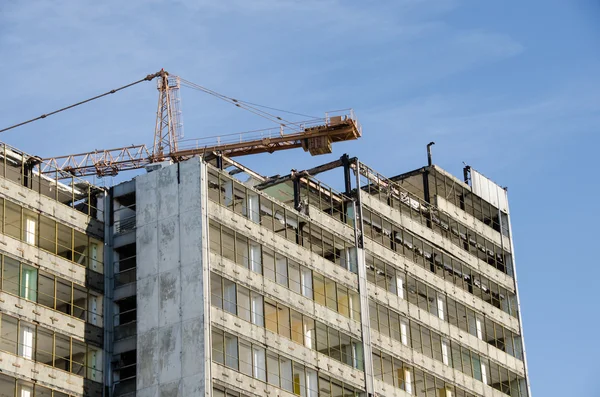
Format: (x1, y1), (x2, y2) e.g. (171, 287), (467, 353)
(136, 158), (209, 397)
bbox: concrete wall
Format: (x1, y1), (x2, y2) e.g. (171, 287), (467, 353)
(136, 158), (210, 397)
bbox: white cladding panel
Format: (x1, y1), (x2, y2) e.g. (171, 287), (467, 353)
(470, 169), (509, 213)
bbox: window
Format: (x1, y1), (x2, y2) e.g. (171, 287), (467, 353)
(275, 255), (288, 287)
(0, 373), (15, 397)
(212, 329), (224, 364)
(237, 286), (251, 322)
(210, 273), (223, 309)
(251, 293), (264, 327)
(400, 320), (409, 346)
(288, 260), (301, 294)
(223, 279), (236, 315)
(239, 341), (252, 376)
(267, 353), (280, 386)
(301, 267), (313, 299)
(263, 247), (275, 281)
(253, 346), (266, 381)
(18, 322), (35, 360)
(2, 257), (19, 296)
(0, 315), (18, 354)
(437, 294), (445, 320)
(224, 333), (239, 370)
(265, 300), (278, 333)
(249, 241), (262, 274)
(441, 339), (450, 366)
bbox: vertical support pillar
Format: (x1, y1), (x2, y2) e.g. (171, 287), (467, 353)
(103, 190), (114, 397)
(352, 159), (374, 396)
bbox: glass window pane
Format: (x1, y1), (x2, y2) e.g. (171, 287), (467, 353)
(22, 209), (37, 246)
(35, 384), (53, 397)
(55, 280), (72, 316)
(237, 286), (251, 322)
(73, 231), (88, 267)
(278, 306), (291, 339)
(39, 216), (56, 254)
(36, 328), (54, 366)
(0, 373), (15, 397)
(223, 279), (236, 315)
(275, 254), (288, 287)
(0, 315), (18, 354)
(210, 273), (223, 309)
(224, 333), (238, 370)
(18, 321), (35, 360)
(267, 353), (280, 386)
(265, 300), (278, 333)
(291, 310), (304, 345)
(325, 278), (337, 311)
(313, 274), (326, 306)
(253, 346), (266, 381)
(2, 257), (20, 296)
(54, 335), (71, 372)
(251, 293), (264, 327)
(263, 247), (275, 282)
(280, 357), (293, 392)
(288, 260), (301, 294)
(212, 329), (224, 364)
(20, 265), (37, 302)
(239, 341), (252, 376)
(72, 285), (87, 320)
(57, 224), (73, 261)
(71, 339), (86, 376)
(5, 201), (22, 240)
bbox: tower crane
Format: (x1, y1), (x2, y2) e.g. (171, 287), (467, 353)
(1, 70), (361, 179)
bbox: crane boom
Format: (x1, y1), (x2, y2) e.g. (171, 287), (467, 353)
(40, 111), (361, 179)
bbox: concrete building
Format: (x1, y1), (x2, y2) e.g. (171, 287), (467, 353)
(0, 143), (105, 397)
(106, 152), (531, 397)
(0, 141), (531, 397)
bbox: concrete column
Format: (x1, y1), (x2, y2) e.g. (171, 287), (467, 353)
(136, 158), (209, 397)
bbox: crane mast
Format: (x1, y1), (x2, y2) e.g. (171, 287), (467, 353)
(153, 70), (182, 160)
(2, 70), (362, 179)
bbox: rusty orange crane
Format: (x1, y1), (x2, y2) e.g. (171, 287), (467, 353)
(1, 70), (361, 179)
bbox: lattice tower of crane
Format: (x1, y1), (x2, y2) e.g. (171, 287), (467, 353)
(0, 70), (361, 179)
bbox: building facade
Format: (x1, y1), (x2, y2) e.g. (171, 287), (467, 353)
(0, 142), (531, 397)
(106, 154), (530, 397)
(0, 143), (105, 397)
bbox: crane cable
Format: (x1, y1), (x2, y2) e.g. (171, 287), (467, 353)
(179, 78), (318, 132)
(179, 79), (300, 130)
(0, 71), (164, 134)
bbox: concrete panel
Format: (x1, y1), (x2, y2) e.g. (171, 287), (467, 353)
(159, 269), (181, 327)
(137, 386), (159, 397)
(137, 223), (158, 280)
(158, 216), (180, 273)
(138, 328), (159, 389)
(181, 319), (204, 377)
(159, 380), (182, 397)
(136, 169), (158, 227)
(159, 323), (182, 384)
(136, 160), (207, 397)
(181, 375), (204, 396)
(137, 274), (159, 333)
(181, 263), (203, 321)
(157, 165), (179, 220)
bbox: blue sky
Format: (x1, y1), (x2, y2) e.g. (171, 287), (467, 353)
(1, 1), (599, 395)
